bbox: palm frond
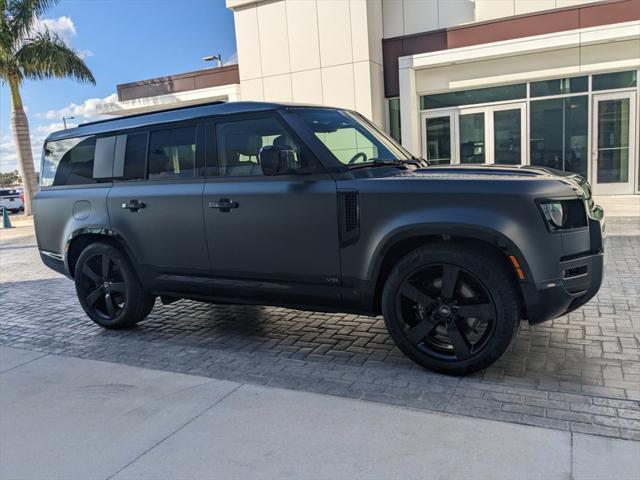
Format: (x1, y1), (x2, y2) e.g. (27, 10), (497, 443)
(5, 0), (59, 45)
(15, 28), (95, 84)
(0, 0), (14, 54)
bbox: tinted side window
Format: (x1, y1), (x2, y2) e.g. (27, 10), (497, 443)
(148, 126), (197, 180)
(215, 117), (309, 177)
(42, 136), (97, 187)
(122, 132), (147, 181)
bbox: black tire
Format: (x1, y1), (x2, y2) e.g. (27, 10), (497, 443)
(382, 242), (520, 376)
(10, 209), (19, 214)
(141, 296), (157, 319)
(74, 242), (154, 329)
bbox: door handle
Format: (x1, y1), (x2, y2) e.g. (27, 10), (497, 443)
(121, 199), (146, 212)
(209, 199), (239, 212)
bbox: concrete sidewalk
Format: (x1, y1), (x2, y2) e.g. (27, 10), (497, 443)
(1, 346), (638, 480)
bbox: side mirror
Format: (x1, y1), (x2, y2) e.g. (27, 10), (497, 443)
(259, 145), (296, 176)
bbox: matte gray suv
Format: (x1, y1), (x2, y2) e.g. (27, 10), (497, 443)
(34, 102), (605, 375)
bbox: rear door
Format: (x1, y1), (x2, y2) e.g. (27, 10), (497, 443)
(107, 122), (210, 286)
(202, 113), (341, 306)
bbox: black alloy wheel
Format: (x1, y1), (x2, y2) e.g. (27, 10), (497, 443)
(77, 250), (127, 321)
(75, 242), (155, 329)
(396, 263), (496, 361)
(382, 243), (520, 375)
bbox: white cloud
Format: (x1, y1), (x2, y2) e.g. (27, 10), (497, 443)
(33, 16), (77, 43)
(0, 131), (46, 173)
(31, 16), (92, 59)
(36, 122), (69, 135)
(2, 93), (121, 173)
(0, 134), (18, 171)
(0, 93), (120, 172)
(37, 93), (118, 121)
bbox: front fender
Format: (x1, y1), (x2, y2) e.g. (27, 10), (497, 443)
(351, 205), (563, 287)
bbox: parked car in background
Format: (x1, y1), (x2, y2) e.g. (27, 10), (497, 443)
(33, 102), (605, 375)
(0, 188), (24, 213)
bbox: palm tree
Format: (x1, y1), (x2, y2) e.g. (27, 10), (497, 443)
(1, 0), (95, 215)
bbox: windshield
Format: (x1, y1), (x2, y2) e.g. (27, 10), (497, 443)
(293, 108), (412, 167)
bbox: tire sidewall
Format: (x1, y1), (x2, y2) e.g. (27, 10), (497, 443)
(382, 244), (520, 375)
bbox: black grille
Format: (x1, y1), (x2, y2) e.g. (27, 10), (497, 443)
(343, 192), (359, 232)
(339, 191), (359, 246)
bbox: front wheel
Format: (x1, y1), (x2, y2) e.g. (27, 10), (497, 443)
(74, 242), (154, 329)
(382, 243), (521, 375)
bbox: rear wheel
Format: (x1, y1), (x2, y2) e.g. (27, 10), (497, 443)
(382, 243), (520, 375)
(74, 242), (154, 329)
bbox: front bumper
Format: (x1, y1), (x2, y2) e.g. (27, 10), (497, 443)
(522, 213), (605, 325)
(522, 250), (604, 324)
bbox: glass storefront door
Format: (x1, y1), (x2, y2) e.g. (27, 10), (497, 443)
(491, 104), (526, 165)
(592, 92), (637, 195)
(422, 111), (455, 165)
(459, 110), (486, 164)
(422, 103), (526, 165)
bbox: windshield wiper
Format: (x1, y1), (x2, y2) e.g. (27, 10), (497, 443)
(347, 158), (416, 170)
(412, 155), (430, 167)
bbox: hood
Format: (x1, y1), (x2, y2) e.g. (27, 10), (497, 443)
(392, 163), (595, 210)
(419, 163), (577, 179)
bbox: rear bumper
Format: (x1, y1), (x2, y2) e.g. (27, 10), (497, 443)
(39, 250), (68, 277)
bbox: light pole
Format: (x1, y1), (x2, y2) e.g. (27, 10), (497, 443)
(202, 54), (222, 67)
(62, 116), (74, 129)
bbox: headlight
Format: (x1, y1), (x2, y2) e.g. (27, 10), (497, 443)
(540, 201), (566, 229)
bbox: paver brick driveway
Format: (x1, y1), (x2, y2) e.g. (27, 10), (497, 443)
(1, 218), (639, 440)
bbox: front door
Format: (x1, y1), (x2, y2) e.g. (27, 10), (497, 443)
(203, 114), (341, 306)
(592, 92), (637, 195)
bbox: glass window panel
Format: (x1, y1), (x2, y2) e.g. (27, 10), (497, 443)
(216, 117), (312, 176)
(296, 109), (407, 167)
(592, 71), (637, 91)
(388, 98), (401, 143)
(598, 149), (629, 183)
(530, 76), (588, 97)
(459, 113), (485, 164)
(425, 116), (451, 164)
(530, 96), (588, 177)
(530, 98), (564, 171)
(494, 109), (521, 165)
(121, 133), (147, 181)
(420, 84), (526, 110)
(564, 96), (588, 178)
(42, 136), (97, 187)
(597, 98), (630, 183)
(148, 127), (197, 180)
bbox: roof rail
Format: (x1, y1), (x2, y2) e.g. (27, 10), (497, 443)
(79, 100), (226, 127)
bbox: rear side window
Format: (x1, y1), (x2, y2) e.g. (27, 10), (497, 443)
(41, 136), (97, 187)
(148, 126), (197, 180)
(122, 132), (147, 181)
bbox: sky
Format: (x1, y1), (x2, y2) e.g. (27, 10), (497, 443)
(1, 0), (237, 173)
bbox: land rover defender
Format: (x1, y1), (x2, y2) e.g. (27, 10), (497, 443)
(34, 102), (605, 374)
